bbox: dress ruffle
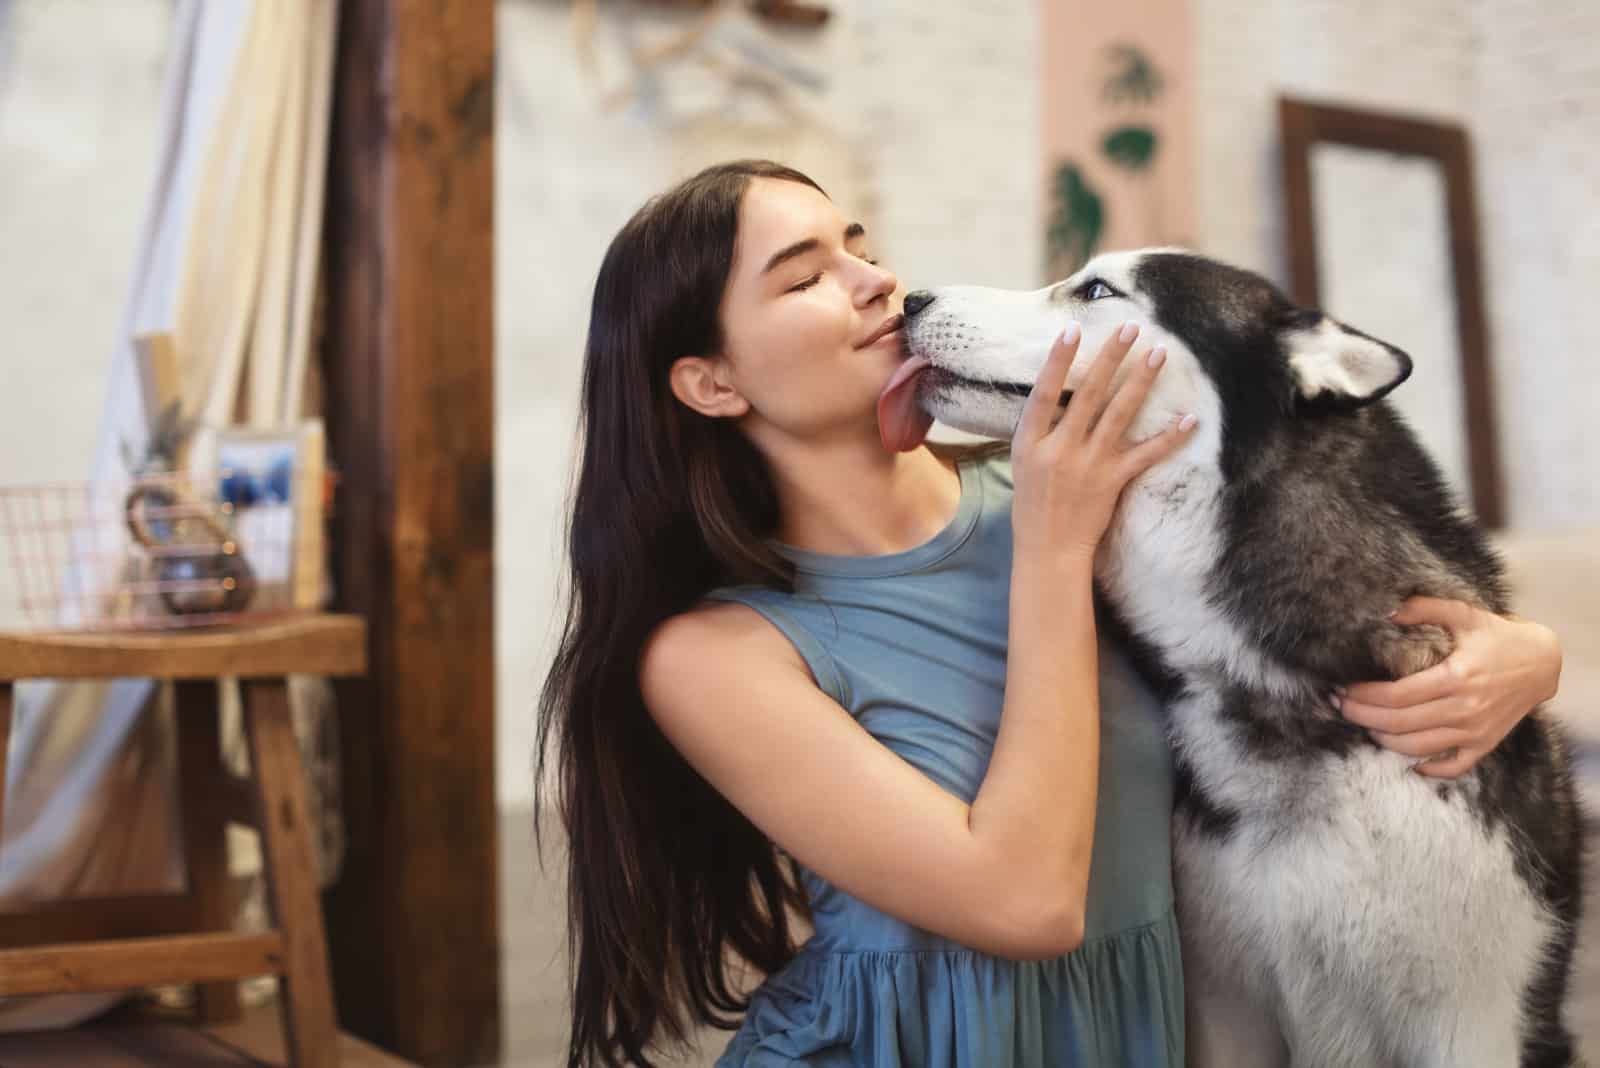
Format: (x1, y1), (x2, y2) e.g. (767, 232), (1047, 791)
(716, 908), (1184, 1067)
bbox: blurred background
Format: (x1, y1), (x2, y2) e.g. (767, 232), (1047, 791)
(0, 1), (1596, 1065)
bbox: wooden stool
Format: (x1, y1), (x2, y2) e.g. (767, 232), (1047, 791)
(0, 614), (365, 1068)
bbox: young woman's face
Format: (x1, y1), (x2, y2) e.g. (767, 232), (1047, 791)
(711, 178), (906, 448)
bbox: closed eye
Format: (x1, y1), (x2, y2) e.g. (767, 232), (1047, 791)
(789, 272), (822, 293)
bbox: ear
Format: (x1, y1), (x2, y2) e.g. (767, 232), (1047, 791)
(669, 354), (751, 419)
(1284, 316), (1412, 409)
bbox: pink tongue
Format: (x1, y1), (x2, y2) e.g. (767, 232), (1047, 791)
(876, 354), (934, 452)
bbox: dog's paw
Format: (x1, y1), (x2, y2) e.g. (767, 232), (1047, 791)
(1373, 622), (1454, 679)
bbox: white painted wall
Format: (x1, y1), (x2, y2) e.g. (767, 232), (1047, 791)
(4, 1), (1595, 806)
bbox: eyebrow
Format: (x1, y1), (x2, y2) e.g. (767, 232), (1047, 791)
(761, 222), (867, 275)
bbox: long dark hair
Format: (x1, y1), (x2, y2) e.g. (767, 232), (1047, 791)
(535, 159), (1003, 1067)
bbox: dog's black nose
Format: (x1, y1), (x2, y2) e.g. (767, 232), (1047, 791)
(903, 290), (935, 318)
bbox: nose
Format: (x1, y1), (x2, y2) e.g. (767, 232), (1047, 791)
(903, 290), (935, 318)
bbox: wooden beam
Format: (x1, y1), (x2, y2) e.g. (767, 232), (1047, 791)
(319, 1), (500, 1065)
(0, 933), (283, 996)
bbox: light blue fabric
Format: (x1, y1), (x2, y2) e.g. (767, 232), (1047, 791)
(702, 452), (1183, 1067)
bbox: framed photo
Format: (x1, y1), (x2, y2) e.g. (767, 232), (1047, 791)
(198, 418), (329, 612)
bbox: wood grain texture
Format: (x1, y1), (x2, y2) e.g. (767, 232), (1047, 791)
(320, 0), (501, 1063)
(0, 615), (366, 681)
(243, 680), (338, 1068)
(176, 679), (243, 1023)
(0, 933), (283, 996)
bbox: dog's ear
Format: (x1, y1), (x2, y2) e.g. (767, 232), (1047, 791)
(1284, 316), (1412, 410)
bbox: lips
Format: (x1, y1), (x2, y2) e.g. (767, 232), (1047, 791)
(858, 314), (905, 349)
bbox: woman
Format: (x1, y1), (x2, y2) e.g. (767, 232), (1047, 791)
(535, 160), (1562, 1067)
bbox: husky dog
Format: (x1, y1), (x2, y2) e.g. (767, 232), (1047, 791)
(883, 250), (1584, 1067)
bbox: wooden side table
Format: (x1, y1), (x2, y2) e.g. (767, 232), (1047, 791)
(0, 613), (365, 1068)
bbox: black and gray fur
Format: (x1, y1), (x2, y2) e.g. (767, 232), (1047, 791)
(900, 250), (1585, 1068)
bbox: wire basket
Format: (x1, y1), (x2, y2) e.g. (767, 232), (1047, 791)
(0, 466), (334, 632)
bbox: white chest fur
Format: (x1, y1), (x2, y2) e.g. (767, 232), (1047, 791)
(1098, 473), (1558, 1067)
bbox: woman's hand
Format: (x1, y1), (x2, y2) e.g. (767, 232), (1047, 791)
(1010, 320), (1197, 563)
(1338, 597), (1564, 779)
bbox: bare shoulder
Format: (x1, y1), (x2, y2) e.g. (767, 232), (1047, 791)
(639, 599), (809, 720)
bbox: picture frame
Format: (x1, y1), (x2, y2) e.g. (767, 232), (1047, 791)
(195, 418), (329, 612)
(1278, 96), (1503, 527)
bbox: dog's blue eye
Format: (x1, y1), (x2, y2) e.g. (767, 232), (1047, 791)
(1085, 280), (1116, 301)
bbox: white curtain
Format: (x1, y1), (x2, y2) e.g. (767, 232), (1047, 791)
(0, 0), (339, 1030)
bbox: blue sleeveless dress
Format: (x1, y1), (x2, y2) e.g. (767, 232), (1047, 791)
(702, 452), (1183, 1067)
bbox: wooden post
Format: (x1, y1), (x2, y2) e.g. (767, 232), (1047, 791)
(319, 2), (499, 1064)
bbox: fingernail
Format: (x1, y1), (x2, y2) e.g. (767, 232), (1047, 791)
(1061, 321), (1081, 345)
(1119, 321), (1140, 344)
(1330, 693), (1344, 713)
(1386, 609), (1399, 621)
(1177, 413), (1198, 432)
(1146, 346), (1167, 369)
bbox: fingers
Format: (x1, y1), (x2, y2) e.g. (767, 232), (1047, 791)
(1413, 748), (1478, 779)
(1092, 344), (1168, 446)
(1339, 692), (1465, 734)
(1015, 322), (1081, 444)
(1340, 661), (1458, 710)
(1116, 412), (1199, 481)
(1367, 725), (1474, 759)
(1389, 596), (1485, 632)
(1057, 321), (1141, 442)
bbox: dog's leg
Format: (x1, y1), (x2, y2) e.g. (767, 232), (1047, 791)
(1180, 917), (1286, 1068)
(1392, 1000), (1521, 1068)
(1176, 818), (1289, 1068)
(1270, 978), (1395, 1068)
(1185, 980), (1286, 1068)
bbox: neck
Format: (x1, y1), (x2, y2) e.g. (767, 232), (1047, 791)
(760, 433), (962, 557)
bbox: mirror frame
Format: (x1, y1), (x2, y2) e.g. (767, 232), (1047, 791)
(1278, 96), (1503, 527)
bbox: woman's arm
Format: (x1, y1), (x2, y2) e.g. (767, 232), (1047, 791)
(643, 321), (1194, 960)
(1338, 596), (1563, 779)
(644, 599), (1081, 960)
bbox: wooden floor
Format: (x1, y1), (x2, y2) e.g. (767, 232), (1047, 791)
(0, 1000), (415, 1068)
